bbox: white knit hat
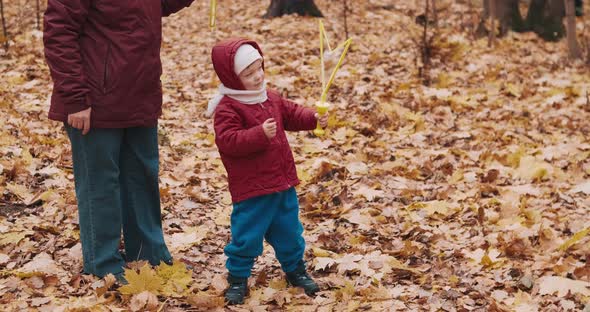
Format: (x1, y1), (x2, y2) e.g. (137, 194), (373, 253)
(234, 44), (262, 75)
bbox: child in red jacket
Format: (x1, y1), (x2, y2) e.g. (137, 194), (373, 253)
(208, 38), (328, 305)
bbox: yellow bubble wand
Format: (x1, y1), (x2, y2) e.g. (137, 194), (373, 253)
(314, 20), (352, 137)
(209, 0), (217, 29)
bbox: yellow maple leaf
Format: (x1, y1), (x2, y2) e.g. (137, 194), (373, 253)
(334, 281), (355, 301)
(156, 261), (192, 297)
(0, 231), (32, 246)
(514, 156), (552, 181)
(403, 111), (425, 132)
(312, 247), (333, 257)
(504, 83), (521, 97)
(119, 264), (164, 295)
(506, 146), (526, 168)
(559, 227), (590, 252)
(480, 254), (494, 267)
(435, 72), (453, 88)
(297, 168), (311, 185)
(449, 168), (464, 184)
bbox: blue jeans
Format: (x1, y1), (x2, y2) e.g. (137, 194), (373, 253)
(66, 125), (171, 277)
(225, 187), (306, 278)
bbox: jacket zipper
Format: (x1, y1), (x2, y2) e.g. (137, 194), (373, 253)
(103, 43), (111, 94)
(262, 102), (291, 188)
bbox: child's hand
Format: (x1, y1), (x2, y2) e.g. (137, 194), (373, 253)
(262, 118), (277, 139)
(315, 113), (328, 128)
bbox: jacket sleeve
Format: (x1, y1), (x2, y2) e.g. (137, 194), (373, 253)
(281, 98), (318, 132)
(214, 104), (270, 157)
(43, 0), (91, 115)
(161, 0), (194, 17)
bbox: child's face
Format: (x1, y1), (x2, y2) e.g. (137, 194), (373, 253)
(238, 59), (264, 90)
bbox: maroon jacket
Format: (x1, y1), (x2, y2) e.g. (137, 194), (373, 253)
(212, 39), (317, 203)
(43, 0), (194, 128)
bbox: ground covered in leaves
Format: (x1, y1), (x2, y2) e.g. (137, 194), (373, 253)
(1, 0), (590, 311)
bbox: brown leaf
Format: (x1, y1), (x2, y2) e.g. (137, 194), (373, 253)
(481, 169), (499, 183)
(187, 292), (225, 309)
(129, 291), (159, 312)
(254, 269), (268, 287)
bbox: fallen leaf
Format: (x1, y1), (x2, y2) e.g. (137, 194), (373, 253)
(186, 291), (225, 309)
(570, 181), (590, 195)
(119, 264), (164, 295)
(168, 227), (208, 252)
(559, 227), (590, 252)
(129, 291), (159, 312)
(156, 261), (192, 297)
(0, 231), (32, 246)
(352, 185), (384, 201)
(19, 252), (62, 275)
(314, 257), (337, 271)
(538, 276), (590, 297)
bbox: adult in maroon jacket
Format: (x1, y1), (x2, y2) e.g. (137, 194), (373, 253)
(43, 0), (194, 279)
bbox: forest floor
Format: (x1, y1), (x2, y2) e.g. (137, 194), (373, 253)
(0, 0), (589, 311)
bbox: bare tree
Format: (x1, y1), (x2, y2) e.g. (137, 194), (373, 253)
(525, 0), (565, 41)
(478, 0), (565, 41)
(414, 0), (437, 85)
(343, 0), (349, 39)
(432, 0), (438, 27)
(0, 0), (7, 50)
(564, 0), (582, 58)
(36, 0), (40, 30)
(488, 0), (496, 47)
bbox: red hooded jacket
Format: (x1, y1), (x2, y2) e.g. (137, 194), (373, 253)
(212, 39), (317, 203)
(43, 0), (193, 128)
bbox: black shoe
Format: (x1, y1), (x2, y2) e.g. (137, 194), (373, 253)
(225, 274), (248, 305)
(162, 259), (194, 271)
(286, 265), (320, 296)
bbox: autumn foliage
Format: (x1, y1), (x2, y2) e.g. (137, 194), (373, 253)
(0, 0), (589, 311)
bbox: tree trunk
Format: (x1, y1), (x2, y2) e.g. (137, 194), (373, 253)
(0, 0), (7, 50)
(488, 0), (496, 47)
(264, 0), (323, 18)
(432, 0), (438, 27)
(564, 0), (582, 58)
(481, 0), (525, 35)
(525, 0), (565, 41)
(36, 0), (41, 30)
(479, 0), (565, 41)
(343, 0), (349, 39)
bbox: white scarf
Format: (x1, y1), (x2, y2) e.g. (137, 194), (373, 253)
(206, 81), (268, 117)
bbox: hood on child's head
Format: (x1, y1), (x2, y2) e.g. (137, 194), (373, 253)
(211, 38), (265, 90)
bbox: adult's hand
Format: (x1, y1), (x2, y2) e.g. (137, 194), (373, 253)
(67, 107), (92, 135)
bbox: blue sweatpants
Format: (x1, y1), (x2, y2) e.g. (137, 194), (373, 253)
(66, 125), (172, 277)
(225, 187), (306, 278)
